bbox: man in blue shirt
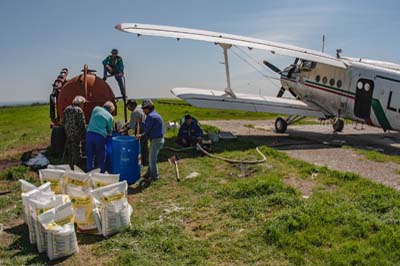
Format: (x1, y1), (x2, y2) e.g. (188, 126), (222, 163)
(137, 99), (165, 180)
(86, 101), (115, 172)
(178, 114), (204, 147)
(102, 49), (125, 96)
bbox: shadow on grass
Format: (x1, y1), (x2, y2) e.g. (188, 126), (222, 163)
(4, 222), (107, 265)
(4, 223), (50, 265)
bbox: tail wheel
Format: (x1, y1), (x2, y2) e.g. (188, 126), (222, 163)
(275, 117), (288, 133)
(333, 119), (344, 132)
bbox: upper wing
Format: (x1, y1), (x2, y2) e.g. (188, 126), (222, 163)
(116, 23), (346, 69)
(171, 88), (325, 118)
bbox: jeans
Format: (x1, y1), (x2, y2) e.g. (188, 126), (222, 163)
(86, 131), (106, 172)
(146, 137), (164, 179)
(104, 66), (125, 96)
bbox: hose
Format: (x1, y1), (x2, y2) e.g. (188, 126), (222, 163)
(195, 143), (266, 164)
(163, 146), (194, 152)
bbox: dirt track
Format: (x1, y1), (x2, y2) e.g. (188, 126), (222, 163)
(202, 120), (400, 190)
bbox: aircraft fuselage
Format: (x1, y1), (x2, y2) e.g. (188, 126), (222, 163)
(281, 61), (400, 131)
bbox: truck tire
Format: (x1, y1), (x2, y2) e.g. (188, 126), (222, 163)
(51, 126), (66, 155)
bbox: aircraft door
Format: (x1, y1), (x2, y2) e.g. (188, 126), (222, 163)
(354, 79), (374, 119)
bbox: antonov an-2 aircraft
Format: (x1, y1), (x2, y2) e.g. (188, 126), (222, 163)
(116, 23), (400, 133)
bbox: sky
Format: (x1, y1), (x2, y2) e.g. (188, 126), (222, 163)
(1, 0), (400, 105)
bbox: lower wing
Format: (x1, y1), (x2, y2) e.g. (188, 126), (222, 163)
(171, 88), (325, 118)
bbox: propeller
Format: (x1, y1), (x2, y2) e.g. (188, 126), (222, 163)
(263, 60), (282, 74)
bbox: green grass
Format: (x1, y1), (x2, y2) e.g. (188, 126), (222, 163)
(344, 145), (400, 165)
(0, 104), (50, 158)
(3, 104), (400, 265)
(2, 138), (400, 265)
(0, 99), (273, 158)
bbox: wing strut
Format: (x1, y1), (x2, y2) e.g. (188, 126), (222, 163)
(220, 43), (236, 98)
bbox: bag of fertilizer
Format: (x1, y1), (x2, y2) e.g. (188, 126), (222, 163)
(91, 181), (132, 237)
(68, 186), (98, 233)
(38, 201), (79, 261)
(19, 179), (37, 193)
(39, 169), (65, 194)
(90, 172), (120, 189)
(21, 183), (53, 243)
(88, 168), (101, 175)
(47, 164), (71, 171)
(29, 194), (68, 253)
(64, 171), (91, 192)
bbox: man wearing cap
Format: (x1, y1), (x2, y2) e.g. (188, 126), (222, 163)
(102, 49), (125, 96)
(62, 96), (87, 167)
(137, 99), (165, 180)
(86, 101), (115, 172)
(178, 114), (204, 147)
(121, 99), (148, 166)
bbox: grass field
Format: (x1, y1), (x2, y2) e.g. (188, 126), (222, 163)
(1, 102), (400, 265)
(0, 99), (273, 159)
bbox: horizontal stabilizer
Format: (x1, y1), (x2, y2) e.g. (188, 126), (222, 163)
(171, 88), (325, 118)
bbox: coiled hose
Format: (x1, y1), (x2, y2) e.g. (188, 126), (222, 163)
(163, 144), (267, 164)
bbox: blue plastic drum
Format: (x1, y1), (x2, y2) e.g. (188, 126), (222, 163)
(111, 135), (142, 184)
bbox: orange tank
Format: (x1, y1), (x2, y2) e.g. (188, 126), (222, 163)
(51, 65), (117, 124)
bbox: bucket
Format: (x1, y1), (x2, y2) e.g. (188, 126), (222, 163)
(111, 136), (141, 184)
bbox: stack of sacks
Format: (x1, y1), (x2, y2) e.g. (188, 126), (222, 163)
(29, 192), (70, 253)
(90, 172), (120, 188)
(91, 181), (133, 237)
(38, 201), (79, 260)
(19, 165), (133, 260)
(20, 181), (52, 244)
(64, 169), (98, 233)
(39, 169), (65, 194)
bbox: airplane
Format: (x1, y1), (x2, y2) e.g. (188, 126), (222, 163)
(115, 23), (400, 134)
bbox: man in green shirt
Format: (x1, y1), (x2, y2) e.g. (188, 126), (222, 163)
(86, 101), (115, 172)
(102, 49), (125, 96)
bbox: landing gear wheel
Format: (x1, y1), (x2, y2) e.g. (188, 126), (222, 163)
(333, 119), (344, 132)
(275, 117), (288, 133)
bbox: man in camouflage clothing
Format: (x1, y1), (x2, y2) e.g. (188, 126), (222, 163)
(62, 96), (86, 167)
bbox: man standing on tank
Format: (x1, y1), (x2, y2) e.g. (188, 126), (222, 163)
(62, 96), (86, 168)
(137, 99), (165, 180)
(102, 49), (125, 97)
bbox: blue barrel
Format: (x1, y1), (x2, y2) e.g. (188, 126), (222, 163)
(105, 132), (121, 173)
(111, 136), (142, 184)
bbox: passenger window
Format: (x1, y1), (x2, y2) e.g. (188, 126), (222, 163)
(316, 75), (321, 82)
(337, 80), (342, 88)
(322, 77), (328, 84)
(329, 78), (335, 86)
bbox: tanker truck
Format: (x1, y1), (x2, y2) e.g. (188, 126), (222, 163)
(49, 64), (127, 155)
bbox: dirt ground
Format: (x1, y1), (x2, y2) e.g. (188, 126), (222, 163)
(202, 120), (400, 190)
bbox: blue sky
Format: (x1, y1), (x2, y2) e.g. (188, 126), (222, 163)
(1, 0), (399, 104)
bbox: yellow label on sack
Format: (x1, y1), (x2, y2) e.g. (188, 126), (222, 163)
(36, 207), (52, 216)
(45, 215), (74, 230)
(68, 178), (88, 187)
(71, 196), (91, 207)
(94, 181), (107, 188)
(44, 178), (62, 194)
(101, 192), (125, 203)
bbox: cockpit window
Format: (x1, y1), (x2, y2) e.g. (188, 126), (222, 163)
(301, 60), (316, 71)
